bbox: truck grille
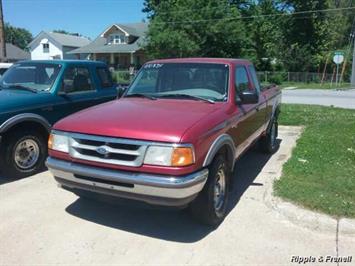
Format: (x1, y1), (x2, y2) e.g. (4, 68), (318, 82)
(68, 133), (148, 167)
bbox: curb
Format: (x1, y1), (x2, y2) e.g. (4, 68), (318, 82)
(264, 176), (355, 236)
(263, 126), (355, 236)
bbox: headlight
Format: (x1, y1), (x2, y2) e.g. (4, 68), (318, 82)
(144, 145), (194, 167)
(48, 132), (69, 153)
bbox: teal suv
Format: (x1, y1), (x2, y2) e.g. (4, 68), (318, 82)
(0, 60), (118, 178)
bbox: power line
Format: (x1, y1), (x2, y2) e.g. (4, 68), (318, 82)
(151, 6), (355, 25)
(146, 2), (350, 16)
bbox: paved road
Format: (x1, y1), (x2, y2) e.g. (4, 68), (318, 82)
(282, 89), (355, 109)
(0, 127), (354, 266)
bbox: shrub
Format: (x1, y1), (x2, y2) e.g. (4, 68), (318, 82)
(113, 71), (131, 83)
(268, 73), (284, 85)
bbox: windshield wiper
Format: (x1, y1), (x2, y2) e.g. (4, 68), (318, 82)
(7, 84), (38, 93)
(157, 93), (215, 104)
(125, 93), (157, 100)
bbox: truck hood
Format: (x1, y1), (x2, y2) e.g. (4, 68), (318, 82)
(54, 98), (220, 143)
(0, 89), (49, 113)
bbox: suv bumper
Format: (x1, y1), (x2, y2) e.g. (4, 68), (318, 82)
(46, 157), (208, 207)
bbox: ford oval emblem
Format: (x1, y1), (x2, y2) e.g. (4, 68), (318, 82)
(96, 146), (109, 155)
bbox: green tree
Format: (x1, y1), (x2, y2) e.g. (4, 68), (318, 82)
(142, 0), (247, 59)
(143, 0), (353, 73)
(236, 0), (284, 70)
(5, 23), (33, 50)
(280, 0), (351, 72)
(53, 29), (71, 34)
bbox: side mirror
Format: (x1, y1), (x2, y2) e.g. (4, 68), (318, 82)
(238, 91), (259, 104)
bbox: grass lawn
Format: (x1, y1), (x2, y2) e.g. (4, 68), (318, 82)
(279, 82), (352, 90)
(275, 104), (355, 218)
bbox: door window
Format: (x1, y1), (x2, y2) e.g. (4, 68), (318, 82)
(96, 67), (113, 88)
(235, 66), (251, 94)
(62, 67), (94, 93)
(248, 65), (261, 93)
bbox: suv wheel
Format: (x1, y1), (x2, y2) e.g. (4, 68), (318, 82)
(189, 154), (230, 226)
(0, 130), (47, 178)
(260, 117), (278, 154)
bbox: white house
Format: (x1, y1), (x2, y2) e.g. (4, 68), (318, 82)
(28, 31), (90, 60)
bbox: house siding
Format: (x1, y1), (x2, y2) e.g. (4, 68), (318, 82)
(62, 46), (87, 59)
(31, 40), (63, 60)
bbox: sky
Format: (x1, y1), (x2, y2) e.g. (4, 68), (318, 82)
(3, 0), (146, 39)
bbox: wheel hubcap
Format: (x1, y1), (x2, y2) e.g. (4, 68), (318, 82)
(14, 139), (40, 170)
(214, 166), (226, 212)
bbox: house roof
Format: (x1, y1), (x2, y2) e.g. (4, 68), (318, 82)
(68, 22), (148, 54)
(28, 31), (91, 50)
(46, 32), (91, 47)
(5, 43), (30, 60)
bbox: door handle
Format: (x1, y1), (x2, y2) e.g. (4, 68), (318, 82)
(256, 106), (260, 112)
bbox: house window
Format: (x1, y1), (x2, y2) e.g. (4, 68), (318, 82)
(109, 34), (126, 44)
(43, 43), (49, 53)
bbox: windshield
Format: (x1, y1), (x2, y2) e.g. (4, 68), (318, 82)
(126, 63), (229, 102)
(0, 63), (61, 92)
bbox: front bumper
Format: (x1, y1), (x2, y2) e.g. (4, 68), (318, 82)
(46, 157), (208, 206)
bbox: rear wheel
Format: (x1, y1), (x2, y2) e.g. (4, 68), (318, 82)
(260, 117), (278, 154)
(189, 154), (230, 226)
(0, 130), (47, 178)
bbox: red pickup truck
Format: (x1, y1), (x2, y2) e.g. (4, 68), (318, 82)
(46, 58), (281, 225)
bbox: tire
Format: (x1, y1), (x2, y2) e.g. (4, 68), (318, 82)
(260, 117), (278, 154)
(189, 154), (230, 226)
(0, 129), (47, 178)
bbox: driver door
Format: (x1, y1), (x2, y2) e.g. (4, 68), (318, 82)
(50, 66), (101, 123)
(228, 65), (264, 156)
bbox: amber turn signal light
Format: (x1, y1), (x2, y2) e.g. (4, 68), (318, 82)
(171, 147), (194, 166)
(48, 134), (53, 150)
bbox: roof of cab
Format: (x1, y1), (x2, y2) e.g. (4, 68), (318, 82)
(17, 60), (107, 66)
(147, 57), (251, 65)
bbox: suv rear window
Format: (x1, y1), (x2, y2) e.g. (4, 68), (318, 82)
(96, 67), (113, 88)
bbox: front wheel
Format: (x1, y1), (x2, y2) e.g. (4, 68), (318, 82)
(0, 130), (47, 178)
(189, 155), (230, 226)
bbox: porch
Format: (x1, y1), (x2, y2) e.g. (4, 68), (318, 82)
(90, 52), (146, 70)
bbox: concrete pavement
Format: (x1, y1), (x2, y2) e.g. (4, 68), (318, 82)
(0, 126), (354, 266)
(282, 89), (355, 109)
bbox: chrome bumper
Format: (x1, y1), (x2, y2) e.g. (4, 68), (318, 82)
(46, 157), (208, 206)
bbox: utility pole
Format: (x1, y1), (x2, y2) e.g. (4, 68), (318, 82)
(0, 0), (6, 62)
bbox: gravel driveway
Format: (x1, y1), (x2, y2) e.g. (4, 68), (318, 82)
(1, 126), (354, 265)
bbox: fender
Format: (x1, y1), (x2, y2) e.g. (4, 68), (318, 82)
(0, 113), (51, 134)
(203, 134), (236, 171)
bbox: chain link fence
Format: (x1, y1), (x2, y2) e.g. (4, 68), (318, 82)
(257, 71), (350, 84)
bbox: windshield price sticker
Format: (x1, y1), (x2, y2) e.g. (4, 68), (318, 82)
(144, 63), (164, 69)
